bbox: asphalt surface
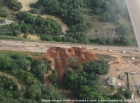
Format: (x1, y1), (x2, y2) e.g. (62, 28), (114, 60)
(0, 40), (139, 55)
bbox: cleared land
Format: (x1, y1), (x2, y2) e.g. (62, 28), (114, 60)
(93, 50), (140, 102)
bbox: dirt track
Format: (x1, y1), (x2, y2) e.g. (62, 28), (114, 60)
(0, 71), (21, 90)
(95, 49), (140, 102)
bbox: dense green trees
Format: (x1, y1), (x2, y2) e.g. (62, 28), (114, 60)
(0, 51), (65, 102)
(16, 11), (62, 36)
(0, 0), (131, 45)
(116, 24), (128, 35)
(37, 0), (59, 14)
(27, 0), (132, 45)
(0, 52), (30, 71)
(29, 0), (89, 43)
(90, 0), (129, 22)
(109, 88), (132, 102)
(63, 59), (109, 100)
(30, 59), (51, 82)
(0, 54), (12, 70)
(4, 0), (22, 11)
(124, 89), (132, 99)
(0, 76), (20, 100)
(90, 36), (131, 46)
(0, 11), (62, 38)
(48, 70), (58, 84)
(83, 60), (109, 75)
(42, 0), (84, 28)
(16, 12), (35, 24)
(42, 85), (66, 103)
(0, 50), (131, 102)
(101, 12), (111, 22)
(0, 9), (9, 17)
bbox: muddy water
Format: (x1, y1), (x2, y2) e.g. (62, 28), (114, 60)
(18, 0), (69, 32)
(19, 34), (40, 40)
(18, 0), (38, 11)
(41, 14), (69, 32)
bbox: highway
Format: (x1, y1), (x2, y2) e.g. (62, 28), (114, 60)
(0, 40), (139, 55)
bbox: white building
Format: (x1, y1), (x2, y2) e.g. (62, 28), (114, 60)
(107, 77), (116, 86)
(0, 20), (14, 26)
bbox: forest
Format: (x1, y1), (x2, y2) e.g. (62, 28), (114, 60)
(4, 0), (22, 11)
(0, 0), (135, 46)
(0, 51), (131, 103)
(0, 51), (65, 103)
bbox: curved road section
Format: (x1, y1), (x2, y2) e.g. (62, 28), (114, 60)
(125, 0), (140, 50)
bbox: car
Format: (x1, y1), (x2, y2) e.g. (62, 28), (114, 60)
(108, 49), (114, 53)
(22, 42), (27, 44)
(0, 41), (4, 43)
(94, 47), (98, 50)
(135, 49), (139, 52)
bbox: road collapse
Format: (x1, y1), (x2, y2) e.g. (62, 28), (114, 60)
(46, 47), (99, 82)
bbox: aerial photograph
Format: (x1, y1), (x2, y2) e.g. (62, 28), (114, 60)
(0, 0), (140, 103)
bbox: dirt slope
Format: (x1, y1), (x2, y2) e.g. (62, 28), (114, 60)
(46, 47), (99, 82)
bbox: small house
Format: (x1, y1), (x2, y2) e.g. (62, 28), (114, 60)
(108, 50), (114, 53)
(0, 20), (6, 24)
(107, 77), (116, 86)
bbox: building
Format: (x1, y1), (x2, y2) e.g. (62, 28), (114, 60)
(107, 77), (116, 86)
(122, 51), (129, 54)
(0, 20), (14, 26)
(0, 20), (6, 24)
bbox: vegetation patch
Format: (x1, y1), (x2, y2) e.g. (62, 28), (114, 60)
(0, 51), (65, 103)
(4, 0), (22, 11)
(0, 0), (136, 46)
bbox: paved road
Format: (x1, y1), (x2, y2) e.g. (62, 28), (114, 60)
(0, 40), (139, 55)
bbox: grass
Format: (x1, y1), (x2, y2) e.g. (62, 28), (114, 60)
(30, 52), (45, 56)
(98, 54), (115, 59)
(0, 17), (11, 20)
(0, 72), (22, 90)
(98, 54), (115, 62)
(125, 72), (130, 90)
(0, 35), (29, 40)
(0, 0), (16, 20)
(81, 6), (136, 46)
(130, 74), (139, 92)
(0, 50), (29, 55)
(0, 0), (137, 46)
(122, 56), (140, 59)
(82, 7), (117, 39)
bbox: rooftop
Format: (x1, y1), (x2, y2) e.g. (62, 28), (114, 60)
(107, 77), (116, 86)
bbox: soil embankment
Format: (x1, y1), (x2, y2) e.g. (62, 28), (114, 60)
(46, 47), (99, 82)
